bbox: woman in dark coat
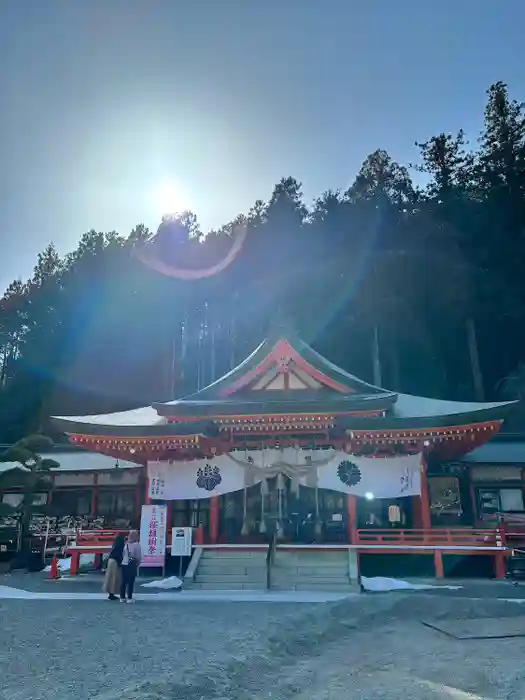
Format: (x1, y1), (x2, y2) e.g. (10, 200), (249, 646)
(102, 534), (125, 600)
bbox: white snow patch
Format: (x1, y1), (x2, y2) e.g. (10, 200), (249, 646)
(141, 576), (183, 590)
(0, 585), (37, 599)
(361, 576), (462, 592)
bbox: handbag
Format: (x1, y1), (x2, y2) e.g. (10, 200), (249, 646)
(125, 544), (139, 573)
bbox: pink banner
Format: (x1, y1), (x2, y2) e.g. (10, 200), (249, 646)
(139, 504), (167, 567)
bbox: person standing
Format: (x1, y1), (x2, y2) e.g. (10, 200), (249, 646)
(120, 530), (142, 603)
(103, 534), (125, 601)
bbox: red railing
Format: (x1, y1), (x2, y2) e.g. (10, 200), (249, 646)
(75, 529), (128, 546)
(356, 527), (500, 547)
(498, 516), (525, 547)
(65, 526), (206, 575)
(65, 530), (129, 574)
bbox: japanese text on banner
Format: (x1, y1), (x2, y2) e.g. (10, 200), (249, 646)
(139, 504), (167, 567)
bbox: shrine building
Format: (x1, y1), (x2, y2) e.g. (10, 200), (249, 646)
(36, 329), (520, 581)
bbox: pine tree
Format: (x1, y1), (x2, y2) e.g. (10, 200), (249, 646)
(0, 435), (59, 566)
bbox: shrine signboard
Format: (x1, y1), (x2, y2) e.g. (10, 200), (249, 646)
(139, 504), (167, 567)
(171, 527), (192, 557)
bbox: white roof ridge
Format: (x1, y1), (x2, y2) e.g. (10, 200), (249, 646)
(394, 393), (515, 418)
(51, 405), (164, 427)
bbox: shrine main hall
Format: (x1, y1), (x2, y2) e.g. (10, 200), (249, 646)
(40, 329), (519, 579)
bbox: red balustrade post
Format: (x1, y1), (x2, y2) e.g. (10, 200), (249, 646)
(69, 551), (80, 576)
(433, 550), (444, 578)
(498, 520), (506, 546)
(494, 520), (507, 579)
(494, 552), (506, 579)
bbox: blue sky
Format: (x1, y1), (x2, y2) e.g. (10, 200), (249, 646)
(1, 0), (524, 292)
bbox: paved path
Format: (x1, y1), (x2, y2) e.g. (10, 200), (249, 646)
(0, 583), (354, 603)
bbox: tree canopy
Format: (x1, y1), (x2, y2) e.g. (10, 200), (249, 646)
(0, 435), (58, 560)
(2, 81), (525, 441)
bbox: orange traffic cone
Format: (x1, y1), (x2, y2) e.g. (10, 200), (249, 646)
(49, 554), (60, 580)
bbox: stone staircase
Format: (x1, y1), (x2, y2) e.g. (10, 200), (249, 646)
(188, 546), (360, 592)
(191, 548), (267, 590)
(270, 548), (359, 592)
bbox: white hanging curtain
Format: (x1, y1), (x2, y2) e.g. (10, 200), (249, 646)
(147, 451), (422, 501)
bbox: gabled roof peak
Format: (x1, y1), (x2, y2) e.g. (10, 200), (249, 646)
(154, 332), (392, 415)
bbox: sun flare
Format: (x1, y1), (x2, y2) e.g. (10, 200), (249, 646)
(151, 180), (190, 217)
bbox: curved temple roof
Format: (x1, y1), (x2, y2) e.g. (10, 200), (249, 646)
(51, 331), (516, 437)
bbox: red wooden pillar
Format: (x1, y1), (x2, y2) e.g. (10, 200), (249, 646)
(346, 494), (358, 544)
(412, 496), (422, 528)
(135, 474), (143, 523)
(468, 466), (478, 526)
(90, 474), (98, 516)
(494, 552), (506, 579)
(209, 496), (219, 544)
(420, 457), (432, 530)
(433, 550), (444, 578)
(69, 551), (80, 576)
(144, 471), (152, 506)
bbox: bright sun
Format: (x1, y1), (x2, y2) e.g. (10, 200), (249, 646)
(152, 180), (190, 217)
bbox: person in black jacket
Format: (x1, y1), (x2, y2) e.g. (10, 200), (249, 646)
(102, 534), (125, 600)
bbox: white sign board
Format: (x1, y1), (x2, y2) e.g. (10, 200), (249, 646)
(171, 527), (193, 557)
(140, 504), (167, 567)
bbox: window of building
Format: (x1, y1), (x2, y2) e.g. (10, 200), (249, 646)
(500, 488), (524, 512)
(51, 489), (92, 517)
(97, 489), (135, 520)
(172, 500), (209, 529)
(429, 477), (462, 525)
(2, 493), (47, 508)
(2, 493), (24, 508)
(478, 487), (525, 519)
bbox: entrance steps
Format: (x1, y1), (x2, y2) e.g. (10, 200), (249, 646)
(188, 547), (360, 592)
(271, 549), (360, 592)
(191, 549), (267, 590)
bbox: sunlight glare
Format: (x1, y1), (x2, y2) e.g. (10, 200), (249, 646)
(151, 180), (190, 217)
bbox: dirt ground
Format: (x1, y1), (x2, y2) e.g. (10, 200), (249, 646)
(252, 595), (525, 700)
(1, 591), (524, 699)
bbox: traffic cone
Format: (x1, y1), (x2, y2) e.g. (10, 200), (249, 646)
(49, 554), (60, 580)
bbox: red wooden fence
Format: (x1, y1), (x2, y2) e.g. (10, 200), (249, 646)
(356, 527), (500, 547)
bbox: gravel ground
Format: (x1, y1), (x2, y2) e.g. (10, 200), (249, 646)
(1, 594), (525, 700)
(263, 596), (525, 700)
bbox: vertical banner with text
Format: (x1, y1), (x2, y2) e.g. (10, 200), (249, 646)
(140, 504), (167, 567)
